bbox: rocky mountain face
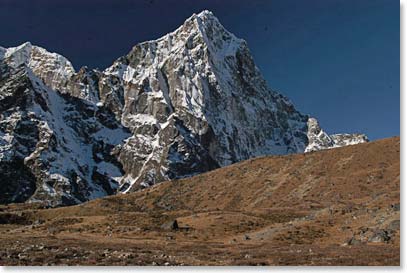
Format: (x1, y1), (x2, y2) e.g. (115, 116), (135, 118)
(304, 118), (367, 152)
(0, 10), (367, 206)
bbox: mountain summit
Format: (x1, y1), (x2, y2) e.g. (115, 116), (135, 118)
(0, 11), (367, 206)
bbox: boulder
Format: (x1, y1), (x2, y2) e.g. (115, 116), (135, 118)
(161, 220), (179, 231)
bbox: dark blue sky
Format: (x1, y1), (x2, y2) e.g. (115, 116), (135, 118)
(0, 0), (399, 140)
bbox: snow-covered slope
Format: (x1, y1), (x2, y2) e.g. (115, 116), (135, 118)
(0, 61), (130, 205)
(0, 10), (367, 205)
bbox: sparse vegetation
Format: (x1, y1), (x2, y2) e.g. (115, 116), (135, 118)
(0, 137), (400, 265)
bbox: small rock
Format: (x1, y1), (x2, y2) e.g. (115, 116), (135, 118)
(391, 203), (400, 211)
(388, 220), (400, 230)
(33, 219), (45, 225)
(368, 230), (392, 243)
(161, 220), (179, 231)
(347, 237), (361, 245)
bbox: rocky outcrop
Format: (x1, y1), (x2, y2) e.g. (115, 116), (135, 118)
(305, 118), (368, 152)
(0, 10), (367, 205)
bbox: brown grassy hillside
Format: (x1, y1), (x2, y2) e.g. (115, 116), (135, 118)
(0, 137), (400, 265)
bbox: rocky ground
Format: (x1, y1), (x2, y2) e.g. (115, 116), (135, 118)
(0, 137), (400, 265)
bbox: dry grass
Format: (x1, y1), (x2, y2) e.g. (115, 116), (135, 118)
(0, 137), (400, 265)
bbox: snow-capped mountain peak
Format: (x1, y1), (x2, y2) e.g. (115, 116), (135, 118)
(0, 10), (368, 206)
(2, 42), (76, 93)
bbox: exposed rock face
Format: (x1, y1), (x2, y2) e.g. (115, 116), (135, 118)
(0, 10), (368, 205)
(0, 61), (130, 205)
(304, 118), (368, 152)
(330, 134), (369, 147)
